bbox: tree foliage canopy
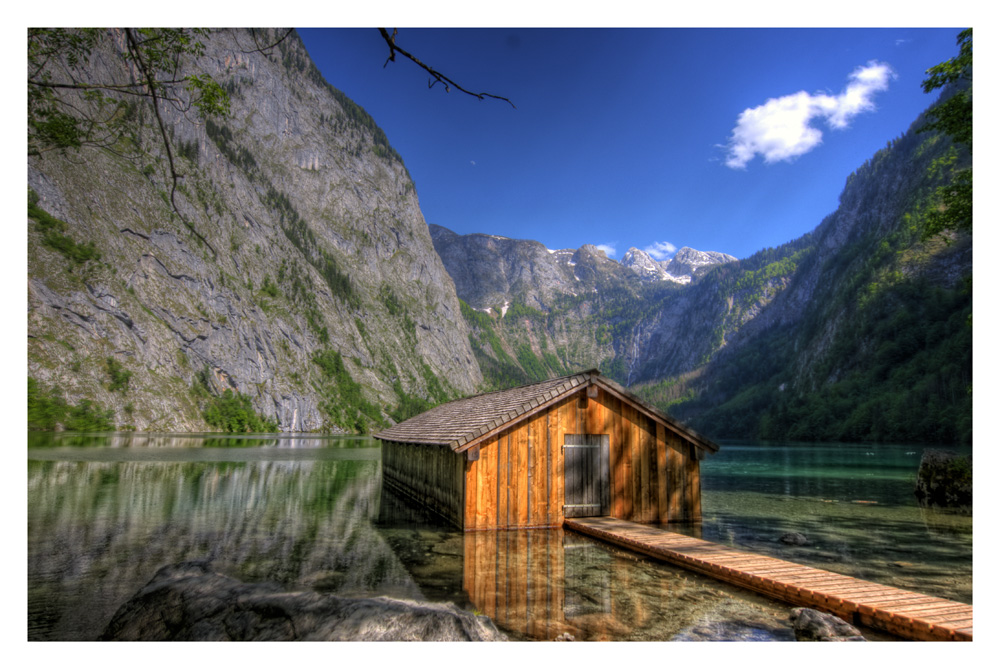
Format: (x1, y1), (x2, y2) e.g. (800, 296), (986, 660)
(920, 28), (972, 150)
(28, 28), (230, 157)
(919, 28), (972, 240)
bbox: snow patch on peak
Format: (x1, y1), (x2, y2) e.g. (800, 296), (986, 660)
(621, 245), (736, 283)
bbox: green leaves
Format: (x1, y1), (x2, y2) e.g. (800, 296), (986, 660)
(186, 73), (232, 117)
(27, 28), (231, 157)
(923, 169), (972, 240)
(922, 93), (972, 150)
(917, 29), (972, 241)
(921, 29), (972, 95)
(104, 357), (132, 393)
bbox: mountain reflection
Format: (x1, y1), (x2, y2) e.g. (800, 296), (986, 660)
(28, 442), (417, 640)
(31, 435), (963, 641)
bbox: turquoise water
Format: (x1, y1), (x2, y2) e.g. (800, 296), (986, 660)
(27, 434), (970, 641)
(688, 442), (972, 604)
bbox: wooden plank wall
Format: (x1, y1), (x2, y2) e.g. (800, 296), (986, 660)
(381, 440), (465, 528)
(463, 387), (702, 530)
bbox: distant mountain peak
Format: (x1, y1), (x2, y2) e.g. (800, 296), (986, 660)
(666, 247), (738, 279)
(621, 245), (736, 284)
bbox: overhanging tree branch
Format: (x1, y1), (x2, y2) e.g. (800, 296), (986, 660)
(237, 28), (295, 55)
(29, 28), (227, 257)
(378, 28), (515, 109)
(123, 28), (217, 257)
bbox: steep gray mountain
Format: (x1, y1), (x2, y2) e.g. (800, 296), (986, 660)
(620, 247), (669, 281)
(28, 29), (481, 431)
(431, 224), (734, 311)
(428, 224), (637, 313)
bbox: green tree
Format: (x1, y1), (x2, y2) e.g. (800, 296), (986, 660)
(104, 357), (132, 393)
(919, 28), (972, 240)
(28, 377), (115, 432)
(920, 29), (972, 148)
(202, 389), (278, 432)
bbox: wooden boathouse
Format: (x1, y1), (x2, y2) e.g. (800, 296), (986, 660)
(374, 370), (718, 531)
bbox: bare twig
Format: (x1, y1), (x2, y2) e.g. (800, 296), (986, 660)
(124, 28), (217, 258)
(378, 28), (515, 109)
(28, 78), (191, 91)
(237, 28), (295, 55)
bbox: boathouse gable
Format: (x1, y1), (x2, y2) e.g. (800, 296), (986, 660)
(375, 370), (716, 531)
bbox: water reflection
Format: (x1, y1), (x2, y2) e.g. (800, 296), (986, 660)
(28, 434), (969, 641)
(28, 431), (371, 450)
(375, 486), (793, 641)
(466, 528), (798, 641)
(28, 435), (416, 640)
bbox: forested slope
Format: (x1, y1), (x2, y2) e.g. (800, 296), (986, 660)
(656, 97), (972, 444)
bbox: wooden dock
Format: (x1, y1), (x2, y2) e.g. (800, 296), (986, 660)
(565, 517), (972, 641)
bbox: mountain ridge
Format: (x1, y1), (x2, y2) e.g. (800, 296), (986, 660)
(430, 89), (971, 444)
(26, 28), (972, 445)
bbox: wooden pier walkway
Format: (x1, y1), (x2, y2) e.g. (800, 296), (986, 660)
(565, 517), (972, 641)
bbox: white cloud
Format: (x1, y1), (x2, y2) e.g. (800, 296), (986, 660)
(595, 243), (617, 258)
(644, 241), (677, 261)
(725, 61), (895, 169)
(470, 160), (477, 166)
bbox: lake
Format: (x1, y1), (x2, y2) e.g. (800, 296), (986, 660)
(27, 434), (971, 641)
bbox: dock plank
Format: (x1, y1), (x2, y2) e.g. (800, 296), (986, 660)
(564, 516), (971, 641)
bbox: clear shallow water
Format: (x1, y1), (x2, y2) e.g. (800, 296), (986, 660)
(27, 434), (969, 641)
(686, 442), (972, 605)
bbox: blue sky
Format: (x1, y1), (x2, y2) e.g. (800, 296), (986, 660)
(299, 27), (963, 261)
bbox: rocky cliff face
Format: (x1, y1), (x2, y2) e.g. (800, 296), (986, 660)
(666, 247), (739, 282)
(432, 224), (735, 310)
(429, 224), (638, 314)
(27, 29), (481, 431)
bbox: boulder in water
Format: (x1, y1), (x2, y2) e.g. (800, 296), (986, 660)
(100, 561), (507, 641)
(789, 607), (866, 641)
(914, 449), (972, 513)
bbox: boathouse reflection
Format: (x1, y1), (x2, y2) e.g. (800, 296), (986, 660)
(461, 528), (688, 641)
(377, 482), (716, 641)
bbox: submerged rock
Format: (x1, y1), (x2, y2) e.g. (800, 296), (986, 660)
(789, 607), (866, 641)
(914, 449), (972, 514)
(673, 620), (794, 642)
(780, 532), (809, 546)
(100, 561), (506, 641)
(671, 599), (796, 642)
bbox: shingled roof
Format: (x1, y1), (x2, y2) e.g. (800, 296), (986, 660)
(374, 370), (718, 454)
